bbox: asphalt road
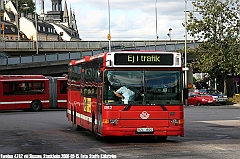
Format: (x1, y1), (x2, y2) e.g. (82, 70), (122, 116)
(0, 106), (239, 159)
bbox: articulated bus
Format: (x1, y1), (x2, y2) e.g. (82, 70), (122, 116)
(67, 50), (184, 140)
(0, 75), (67, 111)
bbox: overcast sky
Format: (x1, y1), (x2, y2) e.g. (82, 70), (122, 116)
(39, 0), (195, 41)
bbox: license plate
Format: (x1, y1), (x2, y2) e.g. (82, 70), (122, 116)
(208, 101), (213, 103)
(137, 128), (153, 132)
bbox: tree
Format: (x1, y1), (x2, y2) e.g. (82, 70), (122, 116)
(185, 0), (240, 95)
(12, 0), (36, 15)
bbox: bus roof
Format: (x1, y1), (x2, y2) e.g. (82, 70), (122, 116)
(0, 75), (46, 79)
(68, 51), (182, 68)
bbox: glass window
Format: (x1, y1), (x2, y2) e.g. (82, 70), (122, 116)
(103, 70), (182, 105)
(3, 81), (46, 95)
(60, 81), (67, 94)
(3, 82), (15, 95)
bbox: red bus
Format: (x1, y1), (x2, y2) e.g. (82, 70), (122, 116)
(67, 51), (184, 140)
(0, 75), (67, 111)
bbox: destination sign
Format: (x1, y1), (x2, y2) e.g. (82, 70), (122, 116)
(114, 53), (174, 65)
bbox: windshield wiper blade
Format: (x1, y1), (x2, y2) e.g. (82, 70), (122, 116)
(160, 104), (167, 111)
(122, 103), (132, 111)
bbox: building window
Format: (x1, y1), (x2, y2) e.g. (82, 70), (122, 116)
(11, 27), (15, 32)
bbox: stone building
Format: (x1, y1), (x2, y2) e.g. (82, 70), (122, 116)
(0, 0), (81, 41)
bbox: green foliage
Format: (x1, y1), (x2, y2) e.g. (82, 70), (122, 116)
(185, 0), (240, 94)
(228, 94), (240, 104)
(12, 0), (36, 14)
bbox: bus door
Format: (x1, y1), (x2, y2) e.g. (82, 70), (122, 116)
(96, 83), (102, 134)
(1, 82), (16, 110)
(48, 77), (57, 108)
(96, 70), (103, 134)
(57, 78), (67, 108)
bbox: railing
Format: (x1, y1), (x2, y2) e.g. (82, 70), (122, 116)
(0, 40), (197, 51)
(0, 42), (200, 66)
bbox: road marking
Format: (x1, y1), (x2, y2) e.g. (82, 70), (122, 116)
(98, 148), (108, 153)
(214, 147), (226, 151)
(194, 120), (240, 127)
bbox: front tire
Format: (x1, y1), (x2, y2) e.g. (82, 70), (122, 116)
(196, 101), (201, 106)
(30, 100), (42, 111)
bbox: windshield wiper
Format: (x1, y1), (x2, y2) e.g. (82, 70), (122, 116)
(159, 104), (167, 111)
(155, 98), (167, 111)
(122, 103), (132, 111)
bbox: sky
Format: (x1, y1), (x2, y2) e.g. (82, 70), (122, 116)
(39, 0), (196, 41)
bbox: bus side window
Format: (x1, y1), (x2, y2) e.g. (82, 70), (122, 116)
(41, 82), (45, 93)
(6, 83), (16, 95)
(60, 81), (67, 94)
(3, 83), (10, 95)
(19, 82), (27, 91)
(28, 83), (33, 90)
(85, 69), (92, 83)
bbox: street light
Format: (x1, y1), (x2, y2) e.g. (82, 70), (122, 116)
(107, 0), (111, 52)
(35, 0), (38, 54)
(155, 0), (158, 40)
(167, 28), (172, 41)
(184, 0), (189, 106)
(23, 4), (30, 16)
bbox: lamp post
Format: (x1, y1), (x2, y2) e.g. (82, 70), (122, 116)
(155, 0), (158, 40)
(35, 0), (38, 54)
(184, 0), (189, 106)
(167, 28), (172, 41)
(23, 4), (30, 16)
(107, 0), (111, 52)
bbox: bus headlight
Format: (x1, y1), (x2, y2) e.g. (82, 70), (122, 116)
(102, 119), (118, 124)
(171, 119), (184, 126)
(109, 119), (118, 124)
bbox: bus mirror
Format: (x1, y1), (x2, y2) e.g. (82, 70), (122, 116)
(97, 70), (103, 82)
(183, 87), (188, 100)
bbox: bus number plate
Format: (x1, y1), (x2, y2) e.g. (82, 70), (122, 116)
(137, 128), (153, 132)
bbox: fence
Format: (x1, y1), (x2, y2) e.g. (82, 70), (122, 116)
(0, 42), (199, 66)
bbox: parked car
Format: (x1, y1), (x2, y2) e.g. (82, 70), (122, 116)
(188, 92), (216, 106)
(198, 89), (228, 104)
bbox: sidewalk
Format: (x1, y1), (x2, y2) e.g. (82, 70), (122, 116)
(185, 104), (240, 108)
(232, 103), (240, 107)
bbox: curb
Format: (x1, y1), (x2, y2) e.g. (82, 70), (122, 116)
(185, 105), (240, 109)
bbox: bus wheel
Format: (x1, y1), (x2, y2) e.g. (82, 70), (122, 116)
(196, 101), (201, 106)
(30, 100), (42, 111)
(157, 136), (167, 141)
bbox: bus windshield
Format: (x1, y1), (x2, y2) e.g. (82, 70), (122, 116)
(103, 70), (182, 105)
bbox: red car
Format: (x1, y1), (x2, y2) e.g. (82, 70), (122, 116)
(188, 92), (216, 106)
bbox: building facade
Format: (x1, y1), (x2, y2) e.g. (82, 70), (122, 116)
(0, 0), (81, 41)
